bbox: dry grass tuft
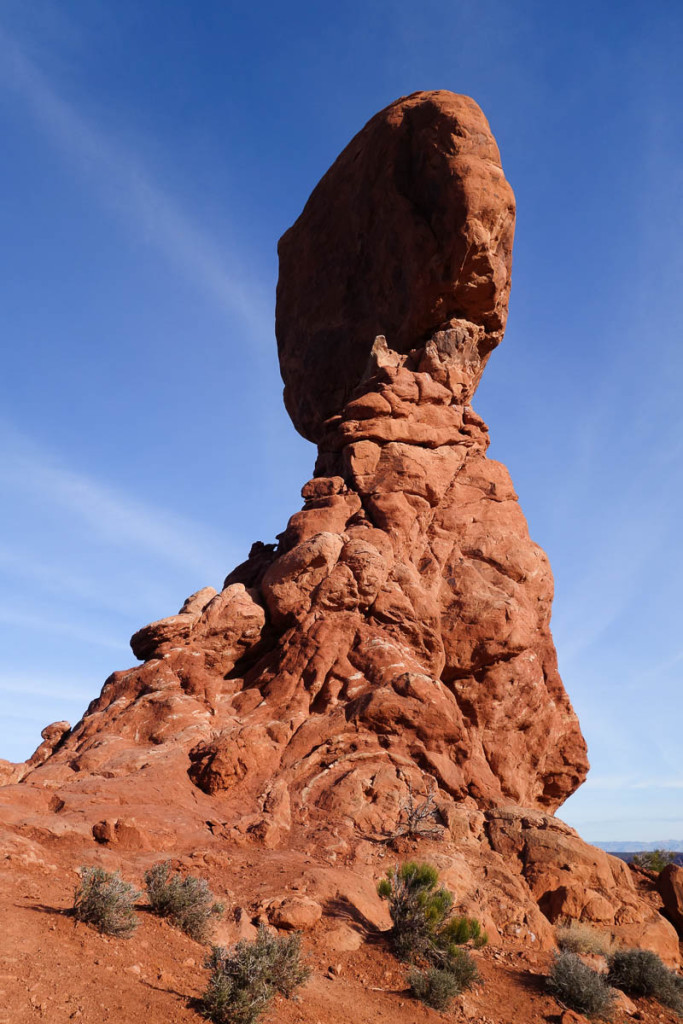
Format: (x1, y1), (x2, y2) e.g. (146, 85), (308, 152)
(556, 921), (613, 957)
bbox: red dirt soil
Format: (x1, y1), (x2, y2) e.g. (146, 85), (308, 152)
(1, 836), (680, 1024)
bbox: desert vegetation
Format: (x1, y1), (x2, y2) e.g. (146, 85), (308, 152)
(546, 951), (616, 1019)
(145, 861), (224, 943)
(556, 920), (613, 956)
(608, 948), (683, 1014)
(546, 944), (683, 1019)
(407, 964), (464, 1009)
(72, 866), (140, 937)
(378, 860), (484, 1009)
(630, 849), (677, 873)
(387, 780), (444, 841)
(199, 926), (310, 1024)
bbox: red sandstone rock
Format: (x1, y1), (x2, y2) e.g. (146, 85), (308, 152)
(0, 758), (22, 786)
(611, 989), (638, 1016)
(0, 90), (673, 997)
(656, 863), (683, 934)
(0, 720), (70, 785)
(485, 808), (679, 963)
(268, 896), (323, 931)
(276, 91), (515, 442)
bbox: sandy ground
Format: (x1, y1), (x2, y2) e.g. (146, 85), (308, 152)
(1, 844), (680, 1024)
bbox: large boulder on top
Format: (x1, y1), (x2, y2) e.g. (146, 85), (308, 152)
(276, 90), (516, 442)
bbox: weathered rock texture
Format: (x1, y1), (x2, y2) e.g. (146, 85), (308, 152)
(277, 91), (516, 442)
(1, 91), (678, 976)
(657, 864), (683, 935)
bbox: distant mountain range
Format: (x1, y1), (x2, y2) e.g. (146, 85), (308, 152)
(594, 841), (683, 852)
(593, 841), (683, 866)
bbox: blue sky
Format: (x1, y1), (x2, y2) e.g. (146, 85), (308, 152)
(0, 0), (681, 843)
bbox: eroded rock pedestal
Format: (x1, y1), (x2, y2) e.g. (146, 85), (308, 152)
(1, 91), (678, 967)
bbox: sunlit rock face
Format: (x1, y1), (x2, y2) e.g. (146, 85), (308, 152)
(9, 92), (674, 974)
(26, 90), (587, 819)
(276, 90), (516, 444)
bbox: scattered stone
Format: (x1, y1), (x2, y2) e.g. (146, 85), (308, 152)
(323, 924), (363, 952)
(611, 989), (638, 1016)
(269, 897), (323, 931)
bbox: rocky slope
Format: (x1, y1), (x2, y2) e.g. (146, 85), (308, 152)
(0, 91), (679, 1022)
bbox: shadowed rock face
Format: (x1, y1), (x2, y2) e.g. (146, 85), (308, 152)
(276, 90), (516, 443)
(5, 92), (672, 968)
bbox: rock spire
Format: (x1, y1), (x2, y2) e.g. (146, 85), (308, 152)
(2, 91), (677, 967)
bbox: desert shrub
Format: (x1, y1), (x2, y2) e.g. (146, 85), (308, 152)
(390, 781), (444, 840)
(408, 947), (479, 1009)
(145, 861), (224, 943)
(200, 927), (310, 1024)
(556, 921), (612, 956)
(608, 949), (683, 1013)
(72, 866), (140, 937)
(546, 952), (615, 1019)
(441, 914), (487, 949)
(408, 965), (462, 1009)
(630, 850), (677, 873)
(377, 861), (487, 966)
(378, 861), (447, 961)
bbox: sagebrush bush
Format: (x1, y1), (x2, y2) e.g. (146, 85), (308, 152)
(441, 945), (481, 990)
(408, 966), (462, 1010)
(145, 861), (224, 943)
(408, 946), (480, 1009)
(377, 861), (487, 964)
(546, 952), (615, 1019)
(556, 921), (612, 956)
(72, 866), (140, 937)
(608, 949), (683, 1014)
(200, 926), (310, 1024)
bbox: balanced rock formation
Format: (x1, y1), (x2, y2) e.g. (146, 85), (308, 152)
(277, 91), (516, 442)
(0, 91), (678, 976)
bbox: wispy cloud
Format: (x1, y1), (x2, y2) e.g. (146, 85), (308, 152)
(585, 775), (683, 792)
(0, 673), (98, 703)
(552, 454), (678, 664)
(0, 542), (118, 609)
(0, 21), (271, 340)
(0, 425), (233, 580)
(0, 605), (127, 651)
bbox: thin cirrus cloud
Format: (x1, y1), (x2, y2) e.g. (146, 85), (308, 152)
(0, 22), (271, 342)
(0, 425), (232, 580)
(583, 775), (683, 792)
(0, 673), (99, 703)
(0, 605), (126, 652)
(0, 542), (123, 610)
(551, 432), (679, 666)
